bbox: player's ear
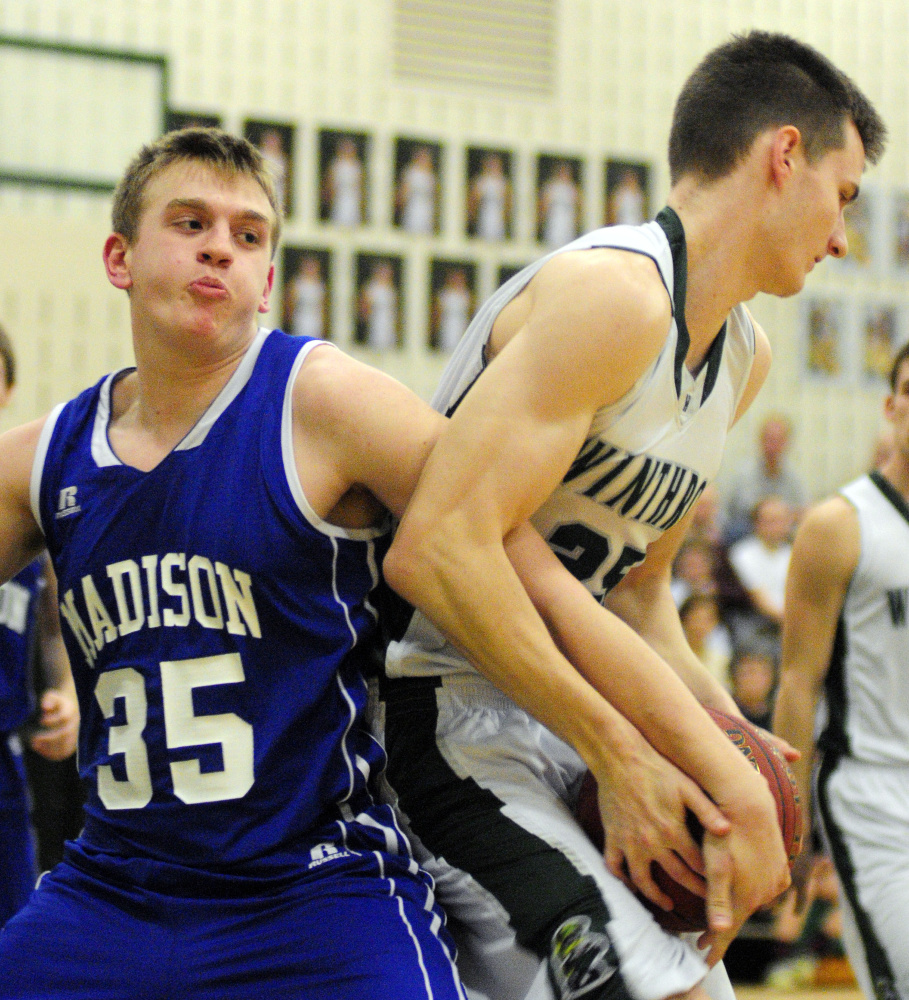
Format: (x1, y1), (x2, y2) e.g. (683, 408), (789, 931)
(103, 234), (133, 291)
(258, 261), (275, 314)
(769, 126), (802, 189)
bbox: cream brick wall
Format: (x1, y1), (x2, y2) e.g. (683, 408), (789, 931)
(0, 0), (904, 499)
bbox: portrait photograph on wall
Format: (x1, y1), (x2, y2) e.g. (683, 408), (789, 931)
(281, 246), (332, 342)
(164, 110), (222, 133)
(428, 258), (477, 353)
(465, 147), (513, 241)
(861, 301), (899, 385)
(318, 129), (369, 227)
(244, 119), (295, 217)
(803, 297), (848, 381)
(354, 252), (404, 350)
(393, 137), (442, 235)
(604, 159), (651, 226)
(891, 190), (909, 273)
(536, 154), (583, 249)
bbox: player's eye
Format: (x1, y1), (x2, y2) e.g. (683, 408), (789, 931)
(239, 230), (262, 244)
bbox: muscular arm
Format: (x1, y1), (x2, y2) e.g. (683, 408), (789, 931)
(773, 497), (858, 902)
(604, 513), (740, 712)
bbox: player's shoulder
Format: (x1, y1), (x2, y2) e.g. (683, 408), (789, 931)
(792, 494), (860, 577)
(531, 245), (671, 350)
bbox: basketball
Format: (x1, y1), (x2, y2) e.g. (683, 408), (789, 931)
(574, 708), (803, 933)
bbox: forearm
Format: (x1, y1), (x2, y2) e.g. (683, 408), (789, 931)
(605, 572), (739, 713)
(772, 671), (820, 830)
(388, 520), (763, 809)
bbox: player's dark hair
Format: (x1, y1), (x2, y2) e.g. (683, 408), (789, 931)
(889, 340), (909, 391)
(0, 324), (16, 389)
(669, 31), (887, 184)
(112, 126), (281, 253)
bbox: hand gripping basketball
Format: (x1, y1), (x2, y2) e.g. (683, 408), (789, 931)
(574, 708), (803, 932)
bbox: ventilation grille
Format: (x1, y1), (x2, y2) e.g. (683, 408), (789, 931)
(393, 0), (555, 97)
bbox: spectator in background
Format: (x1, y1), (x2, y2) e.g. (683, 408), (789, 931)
(729, 495), (794, 639)
(679, 593), (731, 689)
(729, 645), (777, 730)
(724, 413), (809, 543)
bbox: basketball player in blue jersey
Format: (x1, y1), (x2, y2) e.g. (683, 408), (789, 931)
(0, 326), (78, 927)
(0, 127), (478, 999)
(775, 340), (909, 1000)
(380, 32), (885, 1000)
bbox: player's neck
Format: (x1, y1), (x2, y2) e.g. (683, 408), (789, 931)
(878, 457), (909, 502)
(110, 323), (257, 470)
(668, 182), (761, 366)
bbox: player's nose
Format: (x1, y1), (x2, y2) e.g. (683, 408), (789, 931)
(828, 212), (848, 259)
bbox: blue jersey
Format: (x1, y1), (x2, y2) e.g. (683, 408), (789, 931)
(32, 329), (400, 882)
(0, 559), (43, 735)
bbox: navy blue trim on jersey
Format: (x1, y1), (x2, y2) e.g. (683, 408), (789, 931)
(869, 470), (909, 528)
(0, 560), (44, 734)
(816, 754), (900, 1000)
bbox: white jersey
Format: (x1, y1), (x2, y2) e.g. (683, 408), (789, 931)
(387, 208), (756, 679)
(821, 472), (909, 766)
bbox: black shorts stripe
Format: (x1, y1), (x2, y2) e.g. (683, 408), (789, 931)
(816, 752), (900, 1000)
(383, 677), (631, 1000)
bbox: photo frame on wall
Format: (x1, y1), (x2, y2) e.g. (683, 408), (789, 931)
(244, 119), (295, 217)
(496, 262), (529, 290)
(465, 147), (513, 240)
(165, 110), (222, 133)
(536, 154), (583, 248)
(860, 301), (900, 386)
(428, 258), (477, 352)
(281, 246), (332, 342)
(318, 129), (369, 227)
(890, 190), (909, 274)
(394, 138), (442, 235)
(802, 296), (851, 382)
(355, 252), (404, 350)
(604, 159), (651, 226)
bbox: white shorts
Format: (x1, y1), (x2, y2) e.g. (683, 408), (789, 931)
(816, 753), (909, 1000)
(378, 673), (732, 1000)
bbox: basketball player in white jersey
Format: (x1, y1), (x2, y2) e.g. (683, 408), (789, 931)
(774, 340), (909, 1000)
(381, 31), (885, 1000)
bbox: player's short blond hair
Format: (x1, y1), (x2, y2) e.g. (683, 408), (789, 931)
(112, 127), (281, 255)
